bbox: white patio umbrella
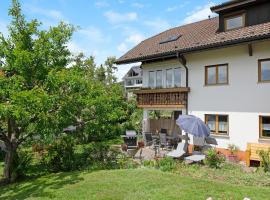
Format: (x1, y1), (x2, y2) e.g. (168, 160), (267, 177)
(176, 115), (210, 143)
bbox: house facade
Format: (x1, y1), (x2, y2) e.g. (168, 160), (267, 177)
(116, 0), (270, 159)
(122, 66), (142, 100)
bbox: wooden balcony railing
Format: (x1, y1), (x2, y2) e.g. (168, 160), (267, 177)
(134, 87), (190, 108)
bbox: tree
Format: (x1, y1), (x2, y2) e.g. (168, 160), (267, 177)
(0, 0), (74, 182)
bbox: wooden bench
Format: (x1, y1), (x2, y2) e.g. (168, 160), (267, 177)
(246, 143), (270, 167)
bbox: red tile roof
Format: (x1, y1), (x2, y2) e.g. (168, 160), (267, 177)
(116, 17), (270, 64)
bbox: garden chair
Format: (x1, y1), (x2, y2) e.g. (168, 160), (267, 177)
(159, 133), (172, 150)
(167, 142), (187, 158)
(143, 132), (153, 146)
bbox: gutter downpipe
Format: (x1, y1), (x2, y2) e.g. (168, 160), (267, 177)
(176, 52), (189, 115)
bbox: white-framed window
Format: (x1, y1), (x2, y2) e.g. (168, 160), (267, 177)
(166, 69), (173, 88)
(149, 71), (155, 88)
(174, 68), (181, 87)
(156, 70), (163, 88)
(148, 67), (182, 88)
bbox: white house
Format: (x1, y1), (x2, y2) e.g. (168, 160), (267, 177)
(122, 66), (142, 99)
(116, 0), (270, 160)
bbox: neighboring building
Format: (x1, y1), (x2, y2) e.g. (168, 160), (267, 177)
(123, 66), (142, 99)
(116, 0), (270, 160)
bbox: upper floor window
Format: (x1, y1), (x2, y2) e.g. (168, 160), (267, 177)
(174, 68), (181, 87)
(260, 116), (270, 139)
(224, 13), (245, 31)
(126, 79), (134, 86)
(136, 79), (142, 84)
(156, 70), (163, 88)
(149, 71), (155, 88)
(166, 69), (173, 88)
(258, 59), (270, 82)
(205, 114), (229, 136)
(205, 64), (228, 85)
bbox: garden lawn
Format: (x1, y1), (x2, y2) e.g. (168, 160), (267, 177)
(1, 168), (270, 200)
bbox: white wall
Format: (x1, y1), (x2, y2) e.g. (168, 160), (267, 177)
(140, 40), (270, 151)
(142, 59), (186, 88)
(186, 40), (270, 150)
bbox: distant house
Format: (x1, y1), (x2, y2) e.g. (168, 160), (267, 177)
(116, 0), (270, 161)
(122, 66), (142, 99)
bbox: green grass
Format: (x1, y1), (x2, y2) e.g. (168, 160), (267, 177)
(1, 168), (270, 200)
(175, 162), (270, 187)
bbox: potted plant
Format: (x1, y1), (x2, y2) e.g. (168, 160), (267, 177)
(227, 144), (240, 162)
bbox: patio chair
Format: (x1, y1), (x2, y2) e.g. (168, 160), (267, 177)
(143, 132), (153, 146)
(159, 133), (172, 150)
(167, 142), (187, 158)
(160, 128), (167, 135)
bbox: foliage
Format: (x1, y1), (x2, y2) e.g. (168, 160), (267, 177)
(0, 0), (75, 181)
(258, 148), (270, 173)
(204, 148), (225, 168)
(0, 148), (5, 162)
(10, 150), (32, 181)
(124, 98), (143, 134)
(143, 157), (176, 172)
(159, 157), (176, 172)
(0, 0), (130, 182)
(42, 135), (76, 172)
(227, 144), (240, 155)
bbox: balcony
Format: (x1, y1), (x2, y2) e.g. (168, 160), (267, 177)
(134, 87), (190, 108)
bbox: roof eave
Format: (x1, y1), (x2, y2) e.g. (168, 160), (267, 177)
(210, 0), (256, 13)
(116, 34), (270, 65)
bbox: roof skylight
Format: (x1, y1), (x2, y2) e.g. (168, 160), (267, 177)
(159, 34), (181, 44)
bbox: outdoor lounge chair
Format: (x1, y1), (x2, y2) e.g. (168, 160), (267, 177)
(167, 142), (187, 158)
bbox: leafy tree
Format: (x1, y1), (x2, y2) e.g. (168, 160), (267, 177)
(0, 0), (74, 182)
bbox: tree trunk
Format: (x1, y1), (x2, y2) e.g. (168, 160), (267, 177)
(3, 143), (17, 183)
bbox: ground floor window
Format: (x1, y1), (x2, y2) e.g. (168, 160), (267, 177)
(260, 116), (270, 138)
(205, 114), (229, 136)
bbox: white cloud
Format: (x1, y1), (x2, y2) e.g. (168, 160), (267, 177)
(67, 41), (84, 54)
(166, 6), (178, 12)
(95, 1), (109, 8)
(132, 2), (144, 8)
(126, 33), (145, 45)
(117, 43), (128, 53)
(144, 18), (171, 32)
(78, 26), (106, 43)
(104, 11), (138, 24)
(182, 2), (216, 24)
(166, 1), (189, 12)
(25, 5), (65, 21)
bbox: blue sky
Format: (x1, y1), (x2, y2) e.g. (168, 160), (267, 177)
(0, 0), (224, 80)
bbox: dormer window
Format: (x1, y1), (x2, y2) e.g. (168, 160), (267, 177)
(224, 13), (245, 31)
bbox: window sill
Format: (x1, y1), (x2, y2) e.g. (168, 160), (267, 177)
(210, 134), (230, 139)
(258, 81), (270, 84)
(258, 138), (270, 143)
(204, 83), (229, 87)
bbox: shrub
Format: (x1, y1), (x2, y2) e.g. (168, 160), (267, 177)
(42, 135), (76, 172)
(11, 150), (32, 181)
(205, 148), (225, 168)
(258, 148), (270, 173)
(227, 144), (239, 155)
(159, 157), (176, 172)
(76, 142), (128, 170)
